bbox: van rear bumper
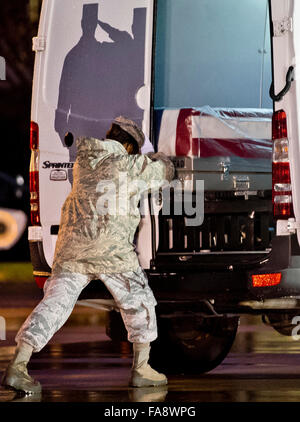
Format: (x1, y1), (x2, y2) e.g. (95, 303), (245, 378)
(147, 234), (300, 311)
(246, 234), (300, 299)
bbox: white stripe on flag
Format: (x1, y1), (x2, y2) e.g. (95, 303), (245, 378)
(157, 109), (180, 155)
(192, 115), (271, 139)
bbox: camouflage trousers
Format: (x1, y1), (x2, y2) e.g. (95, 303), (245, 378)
(15, 266), (158, 353)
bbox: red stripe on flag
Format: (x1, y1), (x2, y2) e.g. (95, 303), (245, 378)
(175, 108), (272, 158)
(193, 138), (272, 159)
(175, 109), (194, 156)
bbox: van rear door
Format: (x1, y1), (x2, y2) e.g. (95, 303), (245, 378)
(269, 0), (300, 241)
(31, 0), (155, 268)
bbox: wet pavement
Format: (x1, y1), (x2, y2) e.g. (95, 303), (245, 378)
(1, 281), (300, 402)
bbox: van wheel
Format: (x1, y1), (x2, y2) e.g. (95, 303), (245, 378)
(149, 313), (239, 374)
(106, 310), (239, 374)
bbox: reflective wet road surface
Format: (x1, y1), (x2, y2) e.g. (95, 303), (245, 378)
(1, 282), (300, 402)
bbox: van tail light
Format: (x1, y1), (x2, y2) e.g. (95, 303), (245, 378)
(272, 110), (294, 219)
(252, 273), (282, 287)
(30, 121), (39, 150)
(34, 276), (48, 289)
(29, 121), (40, 225)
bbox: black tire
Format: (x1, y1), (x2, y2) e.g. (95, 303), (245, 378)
(106, 310), (239, 374)
(150, 313), (239, 374)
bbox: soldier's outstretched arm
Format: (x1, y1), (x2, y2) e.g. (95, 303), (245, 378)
(128, 153), (175, 193)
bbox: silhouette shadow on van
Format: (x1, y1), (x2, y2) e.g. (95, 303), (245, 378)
(55, 3), (146, 180)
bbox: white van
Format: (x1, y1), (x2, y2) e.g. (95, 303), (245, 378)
(28, 0), (300, 373)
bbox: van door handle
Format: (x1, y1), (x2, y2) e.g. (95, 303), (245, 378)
(269, 66), (294, 102)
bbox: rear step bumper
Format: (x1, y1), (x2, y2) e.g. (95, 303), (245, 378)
(151, 250), (271, 271)
(148, 234), (300, 304)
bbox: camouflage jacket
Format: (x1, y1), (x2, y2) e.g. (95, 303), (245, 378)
(52, 137), (173, 276)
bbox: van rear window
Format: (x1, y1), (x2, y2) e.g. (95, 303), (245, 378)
(154, 0), (272, 109)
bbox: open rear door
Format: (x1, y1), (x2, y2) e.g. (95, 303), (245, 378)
(32, 0), (155, 268)
(52, 0), (155, 161)
(269, 0), (300, 243)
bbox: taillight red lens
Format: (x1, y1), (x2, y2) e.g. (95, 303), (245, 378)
(272, 109), (287, 140)
(272, 162), (291, 185)
(30, 121), (39, 150)
(30, 170), (40, 225)
(29, 122), (40, 225)
(34, 276), (48, 289)
(272, 110), (294, 219)
(252, 273), (282, 287)
(273, 200), (293, 219)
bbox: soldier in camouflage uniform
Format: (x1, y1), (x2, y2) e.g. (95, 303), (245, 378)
(2, 117), (175, 394)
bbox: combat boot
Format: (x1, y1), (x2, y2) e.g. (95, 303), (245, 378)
(1, 361), (41, 394)
(129, 343), (167, 388)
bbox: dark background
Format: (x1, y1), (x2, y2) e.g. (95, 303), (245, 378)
(0, 0), (42, 261)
